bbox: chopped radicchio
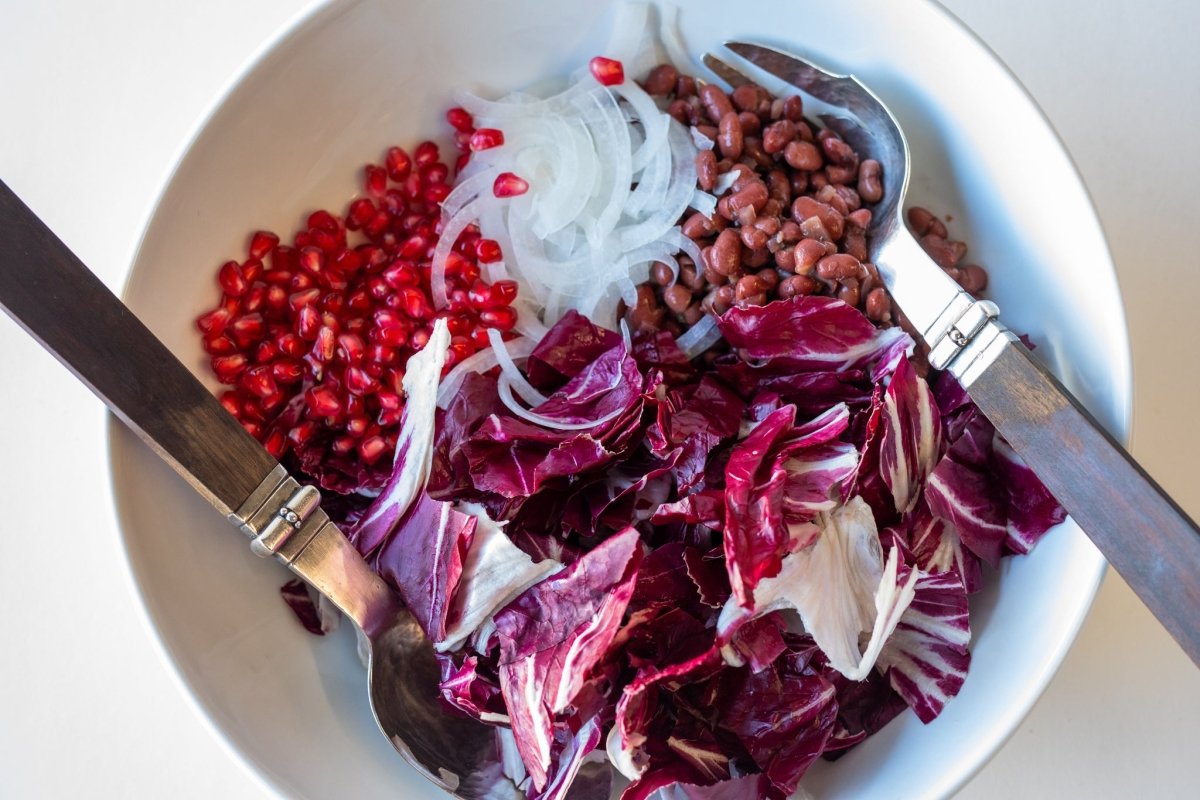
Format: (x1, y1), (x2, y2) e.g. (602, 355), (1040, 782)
(284, 279), (1068, 798)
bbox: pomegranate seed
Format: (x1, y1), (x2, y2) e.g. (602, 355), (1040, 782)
(290, 273), (316, 293)
(358, 435), (388, 465)
(445, 107), (474, 133)
(398, 234), (429, 261)
(345, 366), (378, 395)
(311, 326), (336, 362)
(376, 390), (402, 411)
(270, 244), (298, 273)
(264, 429), (287, 459)
(399, 287), (434, 320)
(589, 56), (625, 86)
(261, 389), (287, 413)
(264, 269), (292, 286)
(272, 359), (304, 384)
(467, 280), (492, 309)
(204, 334), (238, 355)
(241, 365), (278, 399)
(320, 292), (346, 315)
(249, 231), (280, 259)
(218, 261), (248, 296)
(311, 229), (340, 254)
(299, 246), (326, 275)
(443, 314), (473, 337)
(469, 129), (504, 151)
(287, 421), (318, 447)
(488, 279), (519, 307)
(336, 332), (366, 364)
(212, 354), (248, 384)
(470, 326), (491, 348)
(420, 163), (449, 185)
(229, 314), (265, 347)
(196, 307), (231, 336)
(333, 248), (363, 274)
(345, 415), (370, 437)
(366, 345), (398, 367)
(423, 184), (452, 204)
(242, 420), (264, 439)
(377, 407), (403, 427)
(475, 238), (502, 264)
(277, 332), (306, 357)
(409, 327), (431, 350)
(265, 285), (288, 316)
(331, 436), (356, 455)
(385, 147), (413, 181)
(364, 209), (390, 237)
(241, 398), (268, 423)
(455, 153), (471, 174)
(414, 141), (440, 167)
(480, 307), (518, 331)
(364, 164), (388, 197)
(348, 198), (375, 228)
(296, 305), (322, 340)
(295, 231), (313, 249)
(241, 257), (264, 283)
(493, 172), (529, 198)
(345, 393), (367, 418)
(454, 130), (473, 153)
(254, 339), (277, 364)
(241, 285), (266, 314)
(307, 209), (339, 233)
(382, 368), (406, 394)
(383, 261), (420, 288)
(306, 385), (342, 417)
(446, 287), (472, 313)
(288, 287), (321, 313)
(445, 339), (474, 368)
(219, 391), (242, 418)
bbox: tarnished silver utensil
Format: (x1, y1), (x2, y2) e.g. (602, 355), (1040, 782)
(0, 179), (532, 799)
(705, 44), (1200, 667)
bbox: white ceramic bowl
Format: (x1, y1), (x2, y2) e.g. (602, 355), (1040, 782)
(111, 1), (1131, 797)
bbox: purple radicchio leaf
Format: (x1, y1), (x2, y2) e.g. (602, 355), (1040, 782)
(525, 309), (624, 391)
(992, 434), (1067, 554)
(925, 412), (1009, 566)
(621, 770), (769, 800)
(372, 492), (477, 643)
(879, 357), (942, 515)
(876, 569), (972, 723)
(437, 652), (509, 725)
(349, 318), (451, 555)
(494, 529), (643, 792)
(279, 578), (338, 636)
(716, 657), (838, 797)
(716, 295), (912, 381)
(722, 404), (854, 608)
(908, 501), (983, 593)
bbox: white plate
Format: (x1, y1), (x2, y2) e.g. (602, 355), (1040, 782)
(111, 0), (1130, 798)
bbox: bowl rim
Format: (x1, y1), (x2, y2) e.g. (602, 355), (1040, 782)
(107, 1), (1130, 797)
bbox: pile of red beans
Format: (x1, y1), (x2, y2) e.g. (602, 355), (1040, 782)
(626, 63), (988, 337)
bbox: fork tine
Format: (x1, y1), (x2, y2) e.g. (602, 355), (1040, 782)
(723, 41), (851, 100)
(701, 53), (754, 88)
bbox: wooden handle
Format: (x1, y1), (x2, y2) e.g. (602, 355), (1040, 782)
(968, 340), (1200, 665)
(0, 179), (277, 516)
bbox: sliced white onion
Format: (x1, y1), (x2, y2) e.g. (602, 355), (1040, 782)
(713, 170), (738, 196)
(487, 329), (548, 407)
(690, 126), (715, 151)
(659, 3), (707, 81)
(676, 314), (723, 359)
(690, 189), (717, 218)
(431, 197), (483, 309)
(437, 347), (500, 410)
(497, 375), (626, 432)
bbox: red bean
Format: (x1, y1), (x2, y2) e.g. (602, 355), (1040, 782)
(858, 160), (884, 203)
(712, 229), (743, 275)
(700, 84), (734, 124)
(696, 150), (718, 192)
(783, 140), (823, 171)
(643, 64), (678, 95)
(718, 112), (744, 160)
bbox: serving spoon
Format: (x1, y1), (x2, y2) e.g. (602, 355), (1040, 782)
(705, 43), (1200, 666)
(0, 179), (553, 799)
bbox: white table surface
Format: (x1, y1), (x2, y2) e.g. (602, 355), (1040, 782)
(1, 1), (1197, 798)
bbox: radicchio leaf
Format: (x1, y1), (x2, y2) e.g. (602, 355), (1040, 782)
(908, 501), (982, 593)
(438, 501), (563, 653)
(350, 318), (451, 555)
(438, 653), (509, 725)
(925, 413), (1009, 566)
(526, 309), (623, 390)
(494, 529), (643, 791)
(717, 295), (912, 380)
(373, 492), (477, 643)
(992, 435), (1067, 553)
(279, 578), (338, 636)
(879, 357), (942, 515)
(717, 660), (838, 796)
(720, 496), (918, 680)
(622, 771), (769, 800)
(876, 569), (972, 723)
(722, 404), (855, 608)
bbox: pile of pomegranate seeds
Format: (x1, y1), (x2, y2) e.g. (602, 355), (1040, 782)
(195, 133), (518, 493)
